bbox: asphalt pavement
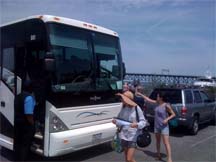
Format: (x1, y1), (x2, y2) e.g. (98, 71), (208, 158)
(1, 123), (215, 162)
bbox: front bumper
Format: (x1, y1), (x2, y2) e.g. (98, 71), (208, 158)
(48, 123), (116, 157)
(176, 117), (193, 128)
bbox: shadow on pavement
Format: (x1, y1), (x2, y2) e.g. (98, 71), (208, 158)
(143, 150), (166, 162)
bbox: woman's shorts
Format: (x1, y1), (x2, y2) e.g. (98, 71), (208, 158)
(121, 139), (137, 148)
(154, 126), (169, 135)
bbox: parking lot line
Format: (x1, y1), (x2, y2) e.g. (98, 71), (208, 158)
(190, 135), (216, 148)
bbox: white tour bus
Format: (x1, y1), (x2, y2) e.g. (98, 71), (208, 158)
(0, 15), (125, 157)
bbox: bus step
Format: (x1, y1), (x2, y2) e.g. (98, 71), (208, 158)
(31, 143), (44, 156)
(34, 132), (43, 140)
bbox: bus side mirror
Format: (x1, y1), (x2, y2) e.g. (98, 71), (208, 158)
(44, 52), (56, 72)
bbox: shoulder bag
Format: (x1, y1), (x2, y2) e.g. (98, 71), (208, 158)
(111, 127), (124, 153)
(135, 106), (151, 148)
(165, 104), (178, 128)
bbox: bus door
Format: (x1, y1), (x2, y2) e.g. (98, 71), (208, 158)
(25, 42), (47, 117)
(0, 47), (15, 150)
(15, 43), (46, 154)
(15, 45), (26, 94)
(26, 42), (47, 152)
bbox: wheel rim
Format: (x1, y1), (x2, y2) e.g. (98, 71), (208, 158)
(193, 120), (198, 133)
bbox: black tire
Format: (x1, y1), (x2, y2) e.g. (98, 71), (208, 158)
(190, 117), (199, 135)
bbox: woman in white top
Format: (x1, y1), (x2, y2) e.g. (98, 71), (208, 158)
(112, 91), (147, 162)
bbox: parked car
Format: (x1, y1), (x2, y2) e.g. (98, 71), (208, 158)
(145, 88), (216, 135)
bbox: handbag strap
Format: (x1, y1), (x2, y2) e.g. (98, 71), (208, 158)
(135, 106), (140, 122)
(135, 106), (149, 131)
(117, 126), (123, 133)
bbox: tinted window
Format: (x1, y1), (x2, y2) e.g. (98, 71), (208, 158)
(185, 90), (193, 104)
(48, 23), (122, 92)
(94, 33), (120, 79)
(26, 48), (46, 81)
(93, 32), (121, 91)
(49, 24), (92, 80)
(1, 22), (25, 48)
(2, 47), (15, 92)
(49, 23), (93, 92)
(150, 89), (182, 104)
(194, 91), (202, 103)
(200, 91), (209, 101)
(3, 48), (14, 71)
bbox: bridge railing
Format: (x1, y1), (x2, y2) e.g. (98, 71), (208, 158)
(124, 73), (199, 86)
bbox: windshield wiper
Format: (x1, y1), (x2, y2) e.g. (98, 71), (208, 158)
(100, 66), (112, 78)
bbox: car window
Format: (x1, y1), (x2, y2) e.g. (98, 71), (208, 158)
(200, 91), (209, 101)
(193, 91), (202, 103)
(185, 90), (193, 104)
(150, 89), (182, 104)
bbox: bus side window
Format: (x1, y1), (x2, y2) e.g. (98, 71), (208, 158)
(2, 47), (15, 93)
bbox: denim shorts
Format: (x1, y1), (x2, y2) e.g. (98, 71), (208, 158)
(121, 139), (137, 148)
(154, 126), (169, 135)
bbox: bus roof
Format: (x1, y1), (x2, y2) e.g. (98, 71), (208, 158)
(0, 15), (119, 37)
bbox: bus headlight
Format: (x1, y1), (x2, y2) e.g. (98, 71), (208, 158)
(49, 112), (69, 133)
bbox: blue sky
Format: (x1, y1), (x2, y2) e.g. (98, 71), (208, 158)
(1, 0), (215, 76)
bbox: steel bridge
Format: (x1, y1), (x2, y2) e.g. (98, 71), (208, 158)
(124, 73), (200, 86)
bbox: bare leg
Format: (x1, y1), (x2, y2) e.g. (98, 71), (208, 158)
(126, 147), (136, 162)
(162, 134), (172, 162)
(155, 133), (162, 160)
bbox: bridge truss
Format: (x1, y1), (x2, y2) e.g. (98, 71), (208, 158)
(124, 73), (199, 86)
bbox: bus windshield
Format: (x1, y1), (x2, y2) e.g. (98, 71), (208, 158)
(47, 23), (122, 92)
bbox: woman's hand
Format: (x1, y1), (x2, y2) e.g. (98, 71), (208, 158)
(112, 119), (117, 125)
(130, 122), (138, 128)
(163, 119), (169, 125)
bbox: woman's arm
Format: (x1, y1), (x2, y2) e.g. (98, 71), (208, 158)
(112, 107), (124, 127)
(163, 103), (176, 124)
(136, 92), (157, 104)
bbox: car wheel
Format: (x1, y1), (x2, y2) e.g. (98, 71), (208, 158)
(190, 117), (199, 135)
